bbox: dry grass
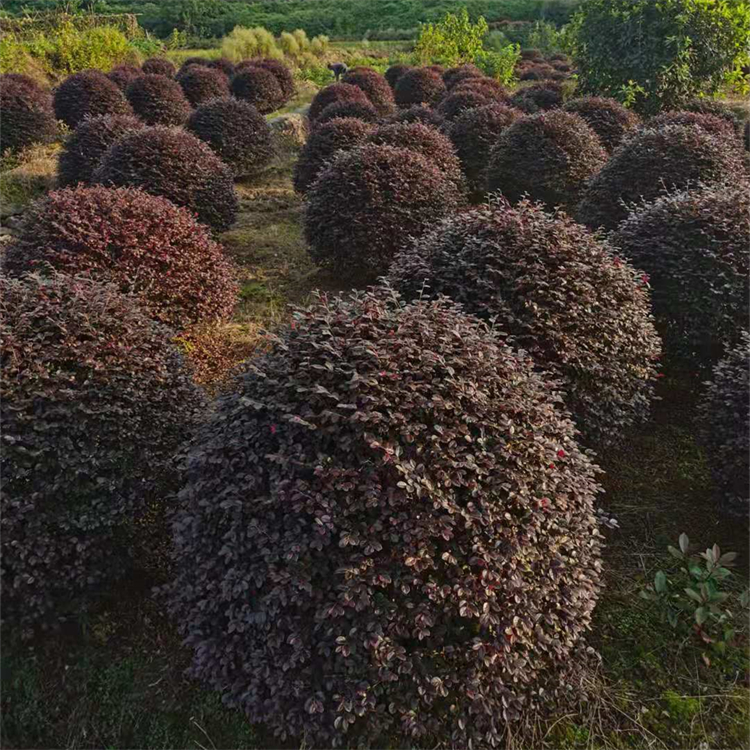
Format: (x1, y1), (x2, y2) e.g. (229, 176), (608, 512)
(0, 142), (59, 216)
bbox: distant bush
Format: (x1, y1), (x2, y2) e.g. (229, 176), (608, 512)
(142, 57), (176, 77)
(0, 73), (57, 154)
(563, 96), (641, 152)
(341, 69), (396, 116)
(206, 57), (235, 78)
(177, 66), (230, 106)
(178, 57), (213, 75)
(230, 66), (285, 114)
(577, 125), (748, 230)
(307, 82), (370, 122)
(384, 63), (413, 89)
(684, 98), (745, 134)
(314, 99), (378, 128)
(389, 198), (661, 442)
(612, 181), (749, 364)
(699, 332), (750, 515)
(473, 45), (521, 86)
(437, 88), (492, 120)
(107, 64), (143, 91)
(510, 80), (564, 112)
(125, 74), (192, 125)
(648, 110), (739, 140)
(93, 126), (238, 232)
(304, 143), (462, 278)
(58, 113), (144, 186)
(221, 26), (282, 62)
(487, 110), (607, 212)
(393, 67), (446, 107)
(188, 97), (274, 178)
(443, 63), (484, 88)
(414, 8), (488, 67)
(167, 286), (603, 747)
(293, 116), (375, 194)
(451, 76), (510, 100)
(1, 273), (205, 635)
(384, 103), (445, 129)
(53, 69), (132, 128)
(248, 58), (295, 100)
(4, 186), (237, 327)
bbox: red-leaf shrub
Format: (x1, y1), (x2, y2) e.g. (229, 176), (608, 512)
(388, 199), (661, 442)
(230, 66), (285, 114)
(53, 69), (131, 128)
(451, 77), (509, 100)
(58, 113), (144, 186)
(178, 65), (230, 106)
(1, 273), (206, 634)
(448, 103), (522, 195)
(125, 74), (192, 125)
(383, 103), (445, 129)
(443, 63), (484, 88)
(521, 48), (544, 61)
(4, 185), (238, 327)
(519, 64), (560, 81)
(699, 332), (750, 515)
(166, 286), (603, 747)
(510, 81), (564, 113)
(563, 96), (641, 153)
(0, 73), (57, 154)
(108, 64), (143, 91)
(684, 98), (745, 134)
(487, 110), (607, 212)
(647, 110), (739, 140)
(141, 58), (176, 77)
(187, 96), (274, 178)
(436, 89), (492, 121)
(393, 67), (446, 107)
(313, 99), (378, 129)
(206, 57), (236, 78)
(293, 116), (375, 194)
(577, 125), (748, 230)
(341, 69), (396, 116)
(247, 58), (296, 100)
(178, 56), (212, 74)
(612, 181), (749, 364)
(92, 126), (238, 232)
(384, 63), (413, 88)
(308, 83), (370, 122)
(305, 144), (462, 278)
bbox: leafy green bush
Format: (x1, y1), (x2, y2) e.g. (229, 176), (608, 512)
(167, 286), (603, 747)
(221, 25), (282, 62)
(474, 44), (520, 86)
(414, 8), (488, 66)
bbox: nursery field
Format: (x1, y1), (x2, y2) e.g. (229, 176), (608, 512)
(1, 2), (750, 749)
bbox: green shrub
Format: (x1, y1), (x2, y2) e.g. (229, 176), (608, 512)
(125, 74), (192, 126)
(388, 198), (662, 443)
(473, 44), (520, 86)
(167, 286), (603, 747)
(0, 73), (58, 154)
(220, 26), (283, 62)
(53, 69), (132, 128)
(414, 8), (488, 66)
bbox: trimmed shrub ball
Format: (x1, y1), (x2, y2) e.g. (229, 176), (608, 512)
(519, 63), (558, 81)
(511, 82), (564, 113)
(4, 185), (238, 327)
(304, 143), (462, 278)
(230, 66), (284, 114)
(577, 125), (748, 231)
(166, 286), (603, 748)
(249, 58), (296, 100)
(487, 110), (607, 212)
(448, 103), (522, 195)
(179, 56), (212, 74)
(521, 48), (544, 61)
(341, 69), (395, 116)
(92, 126), (238, 232)
(366, 122), (464, 191)
(53, 69), (131, 128)
(58, 113), (144, 186)
(141, 57), (176, 77)
(108, 64), (143, 91)
(293, 116), (375, 194)
(647, 110), (739, 140)
(443, 63), (484, 88)
(452, 77), (509, 100)
(125, 74), (191, 126)
(0, 73), (57, 154)
(178, 65), (230, 106)
(684, 98), (745, 135)
(394, 67), (446, 108)
(313, 99), (378, 129)
(307, 82), (370, 122)
(437, 89), (492, 121)
(187, 97), (274, 178)
(1, 273), (205, 634)
(388, 199), (661, 443)
(699, 332), (750, 515)
(612, 181), (749, 364)
(384, 63), (412, 89)
(563, 97), (640, 153)
(207, 57), (235, 78)
(383, 103), (445, 129)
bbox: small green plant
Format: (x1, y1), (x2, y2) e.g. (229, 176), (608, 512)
(640, 533), (750, 658)
(474, 44), (520, 85)
(414, 8), (488, 66)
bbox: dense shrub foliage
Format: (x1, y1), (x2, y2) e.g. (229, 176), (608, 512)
(293, 116), (374, 194)
(248, 58), (296, 100)
(437, 88), (492, 120)
(684, 98), (745, 134)
(0, 73), (57, 154)
(384, 103), (445, 129)
(4, 186), (238, 327)
(510, 81), (564, 113)
(443, 63), (484, 88)
(647, 110), (739, 140)
(384, 63), (413, 88)
(612, 181), (749, 363)
(230, 66), (285, 114)
(178, 65), (231, 106)
(125, 74), (192, 126)
(563, 96), (641, 152)
(141, 57), (176, 77)
(487, 110), (607, 212)
(58, 113), (144, 186)
(206, 57), (236, 78)
(307, 82), (370, 122)
(304, 144), (462, 277)
(451, 76), (509, 99)
(53, 69), (132, 128)
(699, 332), (750, 515)
(393, 67), (447, 107)
(577, 125), (747, 230)
(313, 99), (378, 129)
(92, 126), (238, 232)
(1, 274), (205, 634)
(341, 69), (396, 116)
(107, 64), (144, 91)
(448, 102), (521, 194)
(389, 199), (661, 442)
(167, 287), (603, 747)
(187, 97), (274, 178)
